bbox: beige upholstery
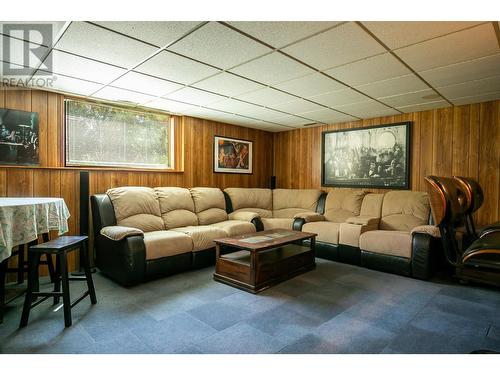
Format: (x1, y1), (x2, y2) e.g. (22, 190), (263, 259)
(380, 191), (430, 231)
(190, 187), (228, 225)
(107, 187), (164, 232)
(100, 226), (143, 241)
(143, 231), (193, 260)
(323, 189), (367, 223)
(293, 212), (325, 223)
(359, 193), (385, 217)
(210, 220), (257, 237)
(273, 208), (318, 218)
(261, 218), (293, 230)
(155, 187), (198, 229)
(272, 189), (323, 218)
(339, 222), (378, 247)
(359, 230), (413, 258)
(231, 208), (273, 218)
(171, 225), (227, 251)
(345, 216), (380, 226)
(228, 211), (260, 222)
(303, 221), (340, 244)
(224, 188), (272, 217)
(411, 225), (440, 238)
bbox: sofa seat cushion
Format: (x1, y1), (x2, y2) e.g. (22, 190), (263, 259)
(359, 230), (412, 258)
(261, 218), (293, 230)
(210, 220), (256, 237)
(143, 231), (193, 260)
(171, 225), (227, 251)
(302, 221), (340, 244)
(231, 207), (273, 218)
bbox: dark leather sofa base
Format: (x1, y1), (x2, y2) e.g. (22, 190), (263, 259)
(144, 253), (193, 282)
(313, 241), (361, 266)
(361, 251), (412, 277)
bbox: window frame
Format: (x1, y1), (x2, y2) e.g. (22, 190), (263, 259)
(63, 98), (178, 171)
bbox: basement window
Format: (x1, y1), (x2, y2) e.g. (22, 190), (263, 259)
(65, 99), (174, 169)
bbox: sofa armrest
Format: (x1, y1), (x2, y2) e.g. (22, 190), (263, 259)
(345, 216), (380, 226)
(411, 225), (440, 238)
(100, 226), (144, 241)
(228, 211), (260, 222)
(293, 212), (325, 223)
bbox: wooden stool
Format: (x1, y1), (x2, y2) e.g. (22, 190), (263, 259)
(20, 236), (97, 328)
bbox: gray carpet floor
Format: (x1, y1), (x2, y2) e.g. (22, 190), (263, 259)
(1, 258), (500, 354)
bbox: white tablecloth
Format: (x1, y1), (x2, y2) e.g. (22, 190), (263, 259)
(0, 198), (71, 262)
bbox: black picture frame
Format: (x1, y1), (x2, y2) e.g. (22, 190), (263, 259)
(213, 135), (253, 174)
(321, 122), (411, 189)
(0, 108), (40, 166)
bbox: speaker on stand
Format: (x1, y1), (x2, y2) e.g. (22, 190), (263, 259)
(71, 170), (96, 276)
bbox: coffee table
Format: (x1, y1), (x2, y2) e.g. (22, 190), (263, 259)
(213, 229), (317, 293)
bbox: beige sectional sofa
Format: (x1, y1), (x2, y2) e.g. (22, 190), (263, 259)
(91, 186), (258, 286)
(224, 188), (325, 230)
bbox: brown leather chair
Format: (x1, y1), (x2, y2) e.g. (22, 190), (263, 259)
(425, 176), (500, 286)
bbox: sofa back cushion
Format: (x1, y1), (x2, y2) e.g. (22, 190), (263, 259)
(224, 188), (273, 218)
(359, 193), (385, 218)
(106, 187), (164, 232)
(272, 189), (323, 218)
(190, 187), (228, 225)
(154, 187), (198, 229)
(323, 189), (367, 222)
(380, 191), (430, 231)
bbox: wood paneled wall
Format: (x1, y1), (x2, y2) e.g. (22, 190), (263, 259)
(273, 101), (500, 226)
(0, 88), (274, 274)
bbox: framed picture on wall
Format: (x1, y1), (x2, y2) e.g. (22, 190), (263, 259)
(321, 122), (411, 189)
(214, 135), (253, 174)
(0, 108), (40, 166)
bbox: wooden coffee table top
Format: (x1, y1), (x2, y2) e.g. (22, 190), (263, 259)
(213, 229), (316, 251)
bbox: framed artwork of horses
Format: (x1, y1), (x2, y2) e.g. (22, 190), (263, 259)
(214, 135), (253, 174)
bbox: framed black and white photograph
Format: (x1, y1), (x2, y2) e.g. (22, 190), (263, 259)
(322, 122), (411, 189)
(214, 135), (253, 174)
(0, 108), (40, 166)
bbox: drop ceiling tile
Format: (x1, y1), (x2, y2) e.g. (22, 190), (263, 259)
(32, 73), (103, 96)
(273, 73), (346, 97)
(394, 23), (499, 72)
(451, 91), (500, 106)
(282, 22), (386, 70)
(92, 86), (156, 104)
(362, 21), (482, 50)
(234, 87), (298, 106)
(437, 75), (500, 99)
(192, 72), (265, 97)
(397, 100), (451, 113)
(0, 21), (68, 47)
(47, 50), (127, 84)
(0, 35), (49, 69)
(229, 52), (314, 86)
(164, 87), (226, 106)
(262, 125), (293, 132)
(324, 53), (411, 86)
(142, 98), (198, 114)
(167, 22), (271, 70)
(307, 88), (369, 107)
(335, 100), (397, 118)
(207, 99), (265, 115)
(242, 107), (290, 120)
(112, 71), (184, 97)
(272, 115), (317, 126)
(297, 108), (357, 124)
(135, 51), (220, 85)
(93, 21), (201, 47)
(420, 54), (500, 87)
(356, 74), (430, 98)
(378, 89), (437, 107)
(269, 99), (325, 114)
(55, 22), (158, 69)
(227, 21), (342, 48)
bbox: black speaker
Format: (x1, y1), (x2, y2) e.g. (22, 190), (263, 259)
(270, 176), (276, 189)
(79, 170), (89, 236)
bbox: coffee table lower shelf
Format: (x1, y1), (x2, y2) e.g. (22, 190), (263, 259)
(214, 243), (315, 294)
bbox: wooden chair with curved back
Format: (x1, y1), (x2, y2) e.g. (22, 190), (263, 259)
(424, 175), (500, 287)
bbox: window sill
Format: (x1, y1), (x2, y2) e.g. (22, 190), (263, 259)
(0, 165), (185, 173)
